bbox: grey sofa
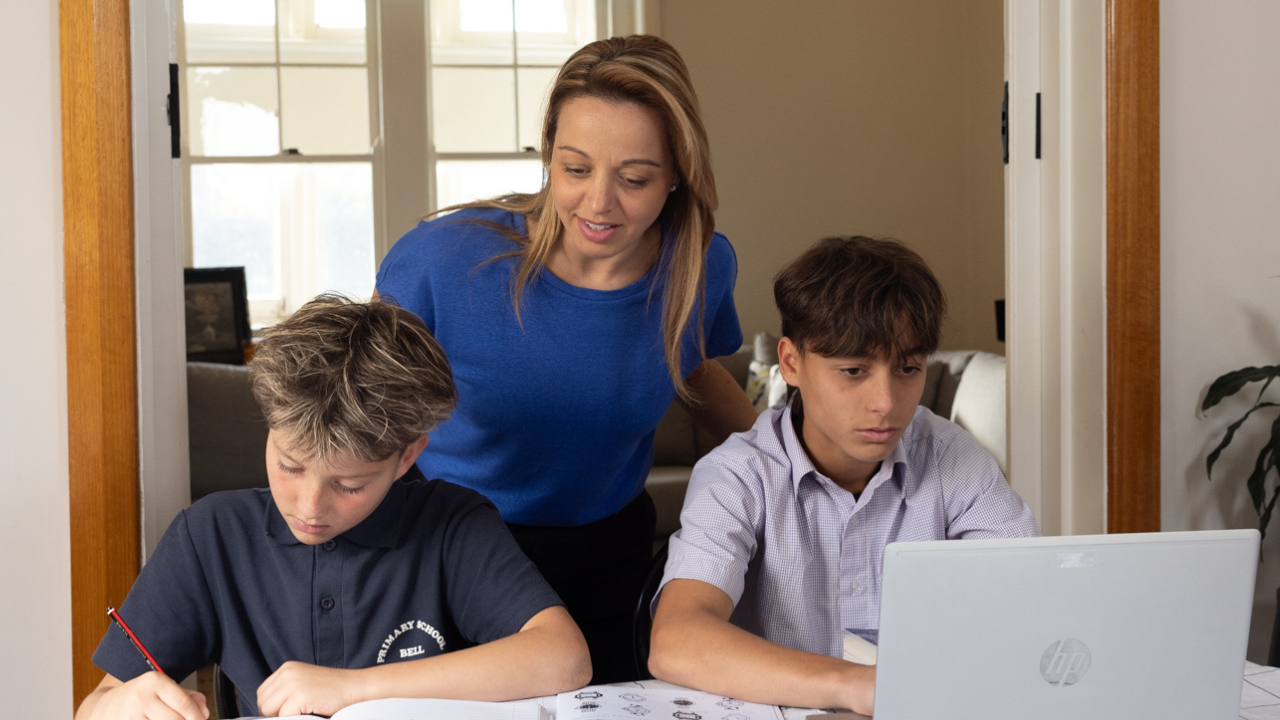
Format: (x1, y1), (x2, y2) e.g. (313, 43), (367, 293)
(187, 347), (1006, 544)
(185, 353), (752, 513)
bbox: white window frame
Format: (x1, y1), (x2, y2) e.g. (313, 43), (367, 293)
(178, 0), (384, 327)
(423, 0), (645, 214)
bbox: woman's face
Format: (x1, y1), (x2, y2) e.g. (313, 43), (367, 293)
(547, 96), (677, 278)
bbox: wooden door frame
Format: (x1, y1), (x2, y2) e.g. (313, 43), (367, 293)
(1105, 0), (1160, 533)
(62, 0), (140, 706)
(60, 0), (1165, 703)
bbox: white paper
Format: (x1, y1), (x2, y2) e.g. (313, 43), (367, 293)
(236, 696), (544, 720)
(1242, 706), (1280, 720)
(556, 686), (783, 720)
(1241, 680), (1280, 710)
(1249, 669), (1280, 698)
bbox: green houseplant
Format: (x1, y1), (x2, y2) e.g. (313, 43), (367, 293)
(1203, 365), (1280, 538)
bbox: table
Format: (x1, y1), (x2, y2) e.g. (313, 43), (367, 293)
(231, 664), (1280, 719)
(639, 665), (1280, 720)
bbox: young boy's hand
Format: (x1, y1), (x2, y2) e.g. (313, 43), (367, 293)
(257, 660), (359, 717)
(82, 672), (208, 720)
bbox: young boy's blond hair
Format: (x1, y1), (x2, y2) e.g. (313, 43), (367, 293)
(250, 293), (457, 463)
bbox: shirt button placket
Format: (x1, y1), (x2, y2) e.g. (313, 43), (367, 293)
(841, 511), (861, 628)
(314, 540), (343, 667)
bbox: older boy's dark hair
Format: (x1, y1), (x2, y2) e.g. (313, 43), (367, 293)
(249, 293), (457, 463)
(773, 236), (945, 360)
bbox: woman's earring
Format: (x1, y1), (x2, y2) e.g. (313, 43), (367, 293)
(669, 183), (678, 193)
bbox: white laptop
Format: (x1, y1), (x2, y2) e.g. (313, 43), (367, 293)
(859, 529), (1259, 720)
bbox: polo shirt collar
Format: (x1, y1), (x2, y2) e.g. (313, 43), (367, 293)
(264, 478), (408, 549)
(779, 393), (910, 500)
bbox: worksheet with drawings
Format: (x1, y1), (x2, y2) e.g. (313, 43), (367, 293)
(556, 686), (783, 720)
(236, 695), (550, 720)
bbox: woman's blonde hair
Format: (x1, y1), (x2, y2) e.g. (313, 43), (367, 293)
(451, 34), (717, 403)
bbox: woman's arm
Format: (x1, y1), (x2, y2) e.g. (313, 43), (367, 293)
(678, 359), (758, 445)
(255, 606), (591, 717)
(649, 579), (874, 715)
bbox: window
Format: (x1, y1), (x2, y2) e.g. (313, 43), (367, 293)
(180, 0), (644, 326)
(427, 0), (598, 209)
(180, 0), (379, 326)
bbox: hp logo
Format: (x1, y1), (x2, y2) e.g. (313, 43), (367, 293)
(1040, 639), (1091, 686)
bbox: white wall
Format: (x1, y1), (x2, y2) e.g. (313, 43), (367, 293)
(661, 0), (1007, 353)
(0, 3), (74, 715)
(1162, 0), (1280, 663)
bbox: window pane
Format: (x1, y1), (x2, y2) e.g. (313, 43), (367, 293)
(430, 0), (514, 65)
(191, 164), (282, 303)
(280, 67), (371, 155)
(314, 0), (366, 29)
(183, 0), (276, 64)
(436, 159), (543, 208)
(515, 0), (596, 66)
(279, 0), (367, 64)
(187, 67), (280, 157)
(191, 163), (375, 324)
(517, 67), (557, 151)
(432, 67), (517, 152)
(298, 163), (376, 302)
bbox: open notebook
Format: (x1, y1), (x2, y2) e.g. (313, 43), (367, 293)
(239, 685), (781, 720)
(241, 696), (548, 720)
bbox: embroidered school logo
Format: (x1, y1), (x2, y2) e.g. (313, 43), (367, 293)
(376, 619), (446, 663)
(1039, 638), (1092, 686)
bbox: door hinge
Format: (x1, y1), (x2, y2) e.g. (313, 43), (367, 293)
(167, 63), (180, 159)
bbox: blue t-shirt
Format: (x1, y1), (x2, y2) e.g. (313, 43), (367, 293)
(91, 479), (562, 716)
(376, 208), (743, 526)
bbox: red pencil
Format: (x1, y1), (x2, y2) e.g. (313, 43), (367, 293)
(106, 606), (165, 675)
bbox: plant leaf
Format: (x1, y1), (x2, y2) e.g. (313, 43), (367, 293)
(1273, 410), (1280, 460)
(1202, 366), (1280, 411)
(1246, 437), (1277, 514)
(1259, 475), (1280, 544)
(1206, 402), (1280, 479)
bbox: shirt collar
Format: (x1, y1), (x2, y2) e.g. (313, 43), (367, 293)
(779, 393), (911, 500)
(265, 479), (408, 549)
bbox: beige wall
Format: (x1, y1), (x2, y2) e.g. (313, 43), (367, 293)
(1161, 1), (1280, 662)
(0, 2), (74, 715)
(661, 0), (1006, 353)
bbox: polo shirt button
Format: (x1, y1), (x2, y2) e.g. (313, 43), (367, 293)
(323, 540), (336, 551)
(320, 597), (335, 611)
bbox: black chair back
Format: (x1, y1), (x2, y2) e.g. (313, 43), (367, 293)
(632, 540), (670, 680)
(213, 664), (238, 719)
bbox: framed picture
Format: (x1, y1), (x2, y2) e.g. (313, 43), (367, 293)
(184, 267), (251, 364)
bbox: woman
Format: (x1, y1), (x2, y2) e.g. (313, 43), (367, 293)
(376, 35), (757, 682)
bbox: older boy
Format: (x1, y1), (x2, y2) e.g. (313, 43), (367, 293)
(648, 237), (1038, 715)
(76, 295), (590, 720)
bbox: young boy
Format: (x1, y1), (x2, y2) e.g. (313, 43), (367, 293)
(76, 295), (591, 720)
(648, 237), (1039, 715)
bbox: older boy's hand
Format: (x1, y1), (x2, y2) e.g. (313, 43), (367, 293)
(83, 672), (208, 720)
(257, 661), (359, 717)
(843, 664), (876, 717)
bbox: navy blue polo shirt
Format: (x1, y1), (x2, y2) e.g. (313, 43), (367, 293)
(92, 478), (562, 715)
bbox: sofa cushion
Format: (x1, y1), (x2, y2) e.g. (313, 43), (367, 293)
(652, 400), (699, 466)
(948, 350), (1007, 473)
(187, 362), (270, 500)
(922, 350), (978, 419)
(645, 465), (694, 539)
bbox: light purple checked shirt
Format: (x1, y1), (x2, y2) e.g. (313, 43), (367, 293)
(657, 398), (1040, 658)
